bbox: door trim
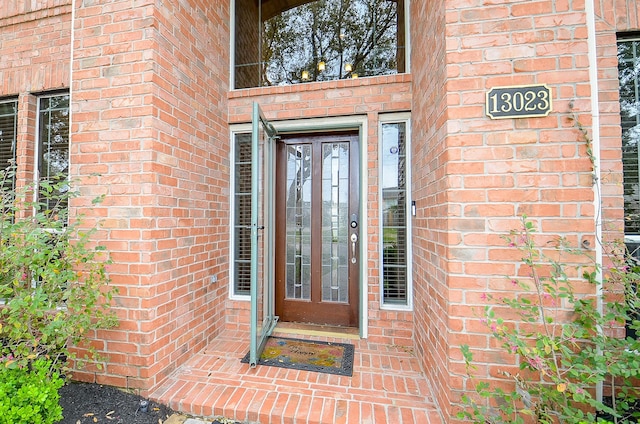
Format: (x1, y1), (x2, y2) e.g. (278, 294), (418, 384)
(275, 131), (360, 327)
(230, 114), (368, 338)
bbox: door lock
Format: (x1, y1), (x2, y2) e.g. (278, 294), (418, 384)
(350, 233), (357, 264)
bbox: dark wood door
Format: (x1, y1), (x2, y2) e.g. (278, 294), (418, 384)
(275, 132), (360, 327)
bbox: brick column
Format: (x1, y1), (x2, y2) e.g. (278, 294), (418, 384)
(409, 1), (625, 421)
(71, 0), (231, 393)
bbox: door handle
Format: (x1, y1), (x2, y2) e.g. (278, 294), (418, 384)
(350, 233), (357, 264)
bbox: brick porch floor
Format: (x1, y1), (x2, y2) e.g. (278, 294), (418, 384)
(150, 326), (444, 424)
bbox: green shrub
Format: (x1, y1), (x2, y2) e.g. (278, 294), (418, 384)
(458, 217), (640, 423)
(0, 358), (64, 424)
(0, 170), (117, 375)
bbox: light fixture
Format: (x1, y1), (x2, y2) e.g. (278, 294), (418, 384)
(301, 70), (310, 80)
(318, 61), (325, 71)
(344, 63), (352, 72)
(351, 73), (358, 79)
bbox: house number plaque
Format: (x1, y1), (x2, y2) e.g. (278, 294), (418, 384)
(486, 84), (552, 119)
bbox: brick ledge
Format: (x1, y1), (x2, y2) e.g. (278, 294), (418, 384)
(229, 73), (412, 99)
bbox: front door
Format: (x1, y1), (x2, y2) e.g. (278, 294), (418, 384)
(275, 132), (360, 327)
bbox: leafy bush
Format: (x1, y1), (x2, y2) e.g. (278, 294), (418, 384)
(0, 358), (64, 424)
(0, 170), (117, 375)
(459, 217), (640, 423)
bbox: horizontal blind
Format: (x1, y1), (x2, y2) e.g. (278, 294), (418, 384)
(0, 99), (18, 185)
(234, 133), (252, 295)
(618, 39), (640, 235)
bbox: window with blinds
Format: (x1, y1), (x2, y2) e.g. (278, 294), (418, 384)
(618, 36), (640, 340)
(380, 121), (409, 306)
(618, 37), (640, 235)
(233, 132), (252, 295)
(0, 99), (18, 189)
(38, 94), (70, 215)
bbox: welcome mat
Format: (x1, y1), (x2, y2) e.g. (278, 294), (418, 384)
(241, 336), (355, 376)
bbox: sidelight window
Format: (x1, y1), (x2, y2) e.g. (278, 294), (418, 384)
(380, 116), (410, 308)
(232, 132), (253, 296)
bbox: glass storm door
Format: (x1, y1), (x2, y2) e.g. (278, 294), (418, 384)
(249, 103), (279, 367)
(275, 132), (360, 327)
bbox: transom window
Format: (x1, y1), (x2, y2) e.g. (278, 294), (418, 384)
(234, 0), (407, 89)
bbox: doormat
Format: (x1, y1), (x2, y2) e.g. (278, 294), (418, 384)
(241, 336), (355, 376)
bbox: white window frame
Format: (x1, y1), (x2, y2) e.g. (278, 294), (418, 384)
(35, 92), (70, 211)
(379, 112), (412, 311)
(229, 123), (253, 299)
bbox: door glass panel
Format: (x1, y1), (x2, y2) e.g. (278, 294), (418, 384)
(321, 143), (349, 303)
(285, 144), (312, 300)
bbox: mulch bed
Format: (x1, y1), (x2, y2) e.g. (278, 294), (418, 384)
(58, 382), (175, 424)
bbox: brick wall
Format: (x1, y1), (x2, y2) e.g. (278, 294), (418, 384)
(0, 0), (71, 21)
(70, 0), (230, 392)
(0, 3), (72, 222)
(1, 0), (636, 415)
(0, 3), (71, 95)
(409, 0), (451, 416)
(407, 0), (634, 421)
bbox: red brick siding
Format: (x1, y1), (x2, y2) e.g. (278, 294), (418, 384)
(0, 0), (635, 417)
(0, 0), (71, 22)
(409, 0), (451, 418)
(0, 6), (71, 94)
(71, 0), (230, 393)
(14, 94), (38, 216)
(0, 5), (71, 214)
(407, 0), (634, 421)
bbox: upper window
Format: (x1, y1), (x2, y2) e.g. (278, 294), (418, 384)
(0, 98), (18, 189)
(234, 0), (407, 89)
(618, 37), (640, 235)
(37, 94), (70, 215)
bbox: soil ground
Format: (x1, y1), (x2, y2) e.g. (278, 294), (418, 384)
(58, 382), (175, 424)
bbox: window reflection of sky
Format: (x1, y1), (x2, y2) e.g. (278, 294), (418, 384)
(262, 0), (400, 86)
(382, 124), (399, 189)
